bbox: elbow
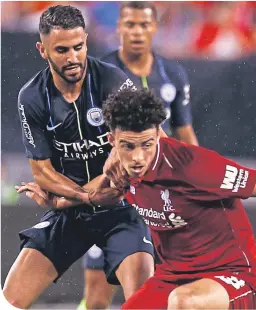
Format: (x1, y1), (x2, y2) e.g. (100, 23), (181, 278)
(30, 159), (56, 190)
(33, 171), (45, 188)
(32, 165), (52, 189)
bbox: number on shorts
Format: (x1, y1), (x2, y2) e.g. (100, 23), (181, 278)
(215, 276), (245, 290)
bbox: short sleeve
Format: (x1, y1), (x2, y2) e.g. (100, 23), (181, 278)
(103, 65), (137, 96)
(163, 139), (256, 200)
(179, 144), (256, 199)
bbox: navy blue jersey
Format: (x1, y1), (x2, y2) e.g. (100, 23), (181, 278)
(101, 50), (192, 132)
(18, 56), (136, 186)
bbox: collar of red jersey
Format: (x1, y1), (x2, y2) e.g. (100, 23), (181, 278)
(130, 140), (161, 185)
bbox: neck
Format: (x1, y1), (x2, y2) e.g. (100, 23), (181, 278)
(51, 70), (86, 103)
(118, 48), (153, 77)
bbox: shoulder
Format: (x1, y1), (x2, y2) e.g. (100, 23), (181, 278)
(160, 137), (219, 167)
(157, 55), (187, 75)
(160, 137), (195, 166)
(100, 50), (119, 66)
(88, 55), (126, 79)
(18, 68), (49, 108)
(156, 54), (189, 86)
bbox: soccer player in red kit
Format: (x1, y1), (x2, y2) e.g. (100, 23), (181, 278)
(102, 88), (256, 309)
(17, 88), (256, 309)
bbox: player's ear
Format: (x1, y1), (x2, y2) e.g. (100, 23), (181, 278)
(116, 19), (121, 34)
(36, 42), (47, 60)
(152, 20), (157, 34)
(107, 132), (115, 147)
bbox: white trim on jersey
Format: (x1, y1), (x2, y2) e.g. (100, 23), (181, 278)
(221, 200), (251, 273)
(152, 141), (160, 171)
(230, 290), (253, 302)
(163, 153), (173, 169)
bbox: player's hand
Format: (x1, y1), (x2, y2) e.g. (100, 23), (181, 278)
(88, 186), (124, 207)
(83, 174), (124, 207)
(15, 182), (57, 208)
(103, 147), (129, 190)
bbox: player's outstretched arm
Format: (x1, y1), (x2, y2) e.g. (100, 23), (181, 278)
(29, 158), (91, 204)
(16, 174), (124, 209)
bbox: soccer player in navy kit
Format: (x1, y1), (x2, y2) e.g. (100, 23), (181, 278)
(81, 2), (198, 309)
(3, 5), (155, 309)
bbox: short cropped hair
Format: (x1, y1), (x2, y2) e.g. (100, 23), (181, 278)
(39, 5), (85, 35)
(120, 1), (157, 20)
(103, 88), (166, 132)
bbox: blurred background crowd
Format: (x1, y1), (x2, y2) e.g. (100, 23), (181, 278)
(2, 1), (256, 59)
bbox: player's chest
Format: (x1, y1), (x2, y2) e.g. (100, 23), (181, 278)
(129, 183), (200, 230)
(125, 69), (178, 106)
(46, 95), (111, 158)
(47, 89), (107, 135)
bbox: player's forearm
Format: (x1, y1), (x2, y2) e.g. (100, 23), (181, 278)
(32, 166), (89, 203)
(54, 174), (110, 208)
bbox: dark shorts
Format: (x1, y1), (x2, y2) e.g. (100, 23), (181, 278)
(83, 241), (161, 271)
(19, 205), (154, 285)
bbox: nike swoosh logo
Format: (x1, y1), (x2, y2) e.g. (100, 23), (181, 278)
(143, 237), (153, 246)
(46, 123), (62, 131)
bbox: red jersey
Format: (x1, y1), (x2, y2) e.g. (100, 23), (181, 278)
(126, 137), (256, 288)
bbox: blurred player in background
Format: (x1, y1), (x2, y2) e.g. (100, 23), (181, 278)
(79, 2), (198, 309)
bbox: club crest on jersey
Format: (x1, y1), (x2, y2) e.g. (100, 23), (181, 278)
(161, 189), (175, 211)
(130, 185), (136, 195)
(160, 83), (176, 103)
(87, 108), (104, 126)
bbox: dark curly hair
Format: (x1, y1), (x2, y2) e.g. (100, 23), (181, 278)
(103, 88), (166, 132)
(39, 5), (85, 35)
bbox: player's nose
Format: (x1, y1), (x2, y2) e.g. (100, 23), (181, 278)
(67, 50), (78, 64)
(131, 148), (144, 162)
(132, 25), (143, 35)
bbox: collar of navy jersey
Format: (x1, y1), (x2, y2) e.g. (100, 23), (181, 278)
(115, 50), (170, 84)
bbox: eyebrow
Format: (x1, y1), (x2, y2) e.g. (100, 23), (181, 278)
(74, 41), (84, 48)
(119, 138), (154, 144)
(55, 41), (84, 49)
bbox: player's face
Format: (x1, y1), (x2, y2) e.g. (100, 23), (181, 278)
(37, 27), (88, 84)
(109, 127), (159, 178)
(117, 8), (157, 56)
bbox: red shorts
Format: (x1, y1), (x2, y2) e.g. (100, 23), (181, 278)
(121, 272), (256, 310)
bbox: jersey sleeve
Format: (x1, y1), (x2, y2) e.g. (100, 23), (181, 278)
(103, 65), (137, 96)
(169, 64), (192, 128)
(18, 88), (52, 160)
(164, 140), (256, 199)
